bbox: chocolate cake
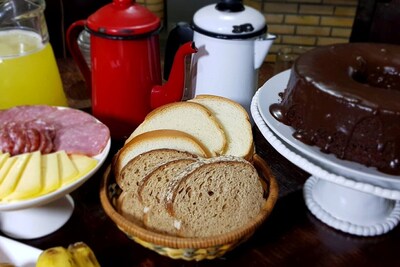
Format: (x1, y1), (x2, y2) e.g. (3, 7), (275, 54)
(270, 43), (400, 175)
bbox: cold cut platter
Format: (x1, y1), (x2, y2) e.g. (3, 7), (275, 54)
(0, 105), (110, 211)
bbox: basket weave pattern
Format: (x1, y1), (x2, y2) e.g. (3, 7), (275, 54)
(100, 154), (278, 261)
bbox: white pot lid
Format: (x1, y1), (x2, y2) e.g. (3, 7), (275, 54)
(192, 0), (267, 39)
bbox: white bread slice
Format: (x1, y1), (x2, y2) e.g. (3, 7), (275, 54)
(114, 129), (209, 177)
(190, 94), (254, 160)
(165, 156), (264, 238)
(124, 102), (227, 157)
(138, 158), (198, 235)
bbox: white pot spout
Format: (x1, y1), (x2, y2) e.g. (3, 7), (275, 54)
(254, 33), (276, 69)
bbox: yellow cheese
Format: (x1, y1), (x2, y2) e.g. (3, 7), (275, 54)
(0, 153), (30, 199)
(57, 151), (79, 185)
(0, 156), (17, 184)
(41, 152), (60, 195)
(0, 152), (10, 169)
(5, 151), (42, 201)
(69, 154), (98, 177)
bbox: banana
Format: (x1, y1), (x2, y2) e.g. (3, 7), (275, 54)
(36, 246), (77, 267)
(68, 242), (101, 267)
(36, 242), (100, 267)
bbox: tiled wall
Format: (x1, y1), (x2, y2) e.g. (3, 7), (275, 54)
(244, 0), (358, 62)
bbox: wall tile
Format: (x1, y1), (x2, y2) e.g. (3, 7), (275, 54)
(317, 36), (349, 45)
(243, 0), (358, 62)
(296, 25), (331, 36)
(299, 4), (334, 15)
(320, 16), (354, 27)
(264, 3), (298, 13)
(331, 27), (352, 37)
(285, 15), (320, 25)
(282, 35), (317, 45)
(269, 24), (296, 35)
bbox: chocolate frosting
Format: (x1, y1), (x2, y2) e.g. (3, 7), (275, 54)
(270, 43), (400, 175)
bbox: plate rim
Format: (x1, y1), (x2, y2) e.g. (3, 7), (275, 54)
(0, 106), (111, 211)
(255, 70), (400, 186)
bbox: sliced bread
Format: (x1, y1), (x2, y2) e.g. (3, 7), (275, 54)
(138, 158), (198, 235)
(124, 102), (227, 157)
(116, 148), (199, 190)
(117, 149), (199, 227)
(117, 190), (144, 227)
(189, 94), (254, 160)
(114, 129), (209, 177)
(165, 156), (265, 238)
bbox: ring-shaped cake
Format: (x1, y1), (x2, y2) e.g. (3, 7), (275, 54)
(270, 43), (400, 175)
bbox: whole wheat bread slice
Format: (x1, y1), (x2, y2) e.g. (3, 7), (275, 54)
(116, 149), (199, 224)
(165, 156), (264, 237)
(116, 148), (199, 190)
(117, 190), (145, 227)
(138, 158), (198, 235)
(124, 102), (227, 157)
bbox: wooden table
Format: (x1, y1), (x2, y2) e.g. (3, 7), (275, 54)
(7, 60), (400, 266)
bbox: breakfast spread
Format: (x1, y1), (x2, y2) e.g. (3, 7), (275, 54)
(0, 105), (110, 202)
(270, 43), (400, 175)
(111, 95), (266, 238)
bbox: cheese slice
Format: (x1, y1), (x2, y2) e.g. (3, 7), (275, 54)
(0, 152), (10, 169)
(0, 156), (17, 184)
(0, 153), (30, 199)
(69, 154), (98, 177)
(57, 151), (79, 185)
(41, 152), (60, 195)
(5, 151), (42, 201)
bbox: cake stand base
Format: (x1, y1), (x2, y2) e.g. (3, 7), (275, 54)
(0, 194), (74, 240)
(304, 176), (400, 236)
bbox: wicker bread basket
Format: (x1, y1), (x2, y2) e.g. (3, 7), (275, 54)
(100, 154), (279, 261)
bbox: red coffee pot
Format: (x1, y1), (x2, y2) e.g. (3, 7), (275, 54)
(67, 0), (197, 139)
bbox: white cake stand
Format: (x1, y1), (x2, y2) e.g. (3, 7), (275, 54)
(0, 139), (110, 240)
(251, 70), (400, 236)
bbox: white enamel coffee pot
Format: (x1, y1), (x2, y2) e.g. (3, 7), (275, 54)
(165, 0), (276, 114)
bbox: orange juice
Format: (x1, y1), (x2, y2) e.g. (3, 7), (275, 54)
(0, 30), (68, 109)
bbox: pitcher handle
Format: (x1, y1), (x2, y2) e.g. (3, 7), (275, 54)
(66, 20), (92, 95)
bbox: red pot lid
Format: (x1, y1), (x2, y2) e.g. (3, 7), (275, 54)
(86, 0), (160, 37)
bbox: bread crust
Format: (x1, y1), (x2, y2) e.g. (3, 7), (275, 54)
(125, 102), (227, 157)
(114, 129), (209, 178)
(190, 94), (254, 160)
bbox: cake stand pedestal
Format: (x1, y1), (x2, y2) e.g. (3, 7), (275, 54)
(303, 176), (400, 236)
(251, 75), (400, 236)
(0, 195), (75, 239)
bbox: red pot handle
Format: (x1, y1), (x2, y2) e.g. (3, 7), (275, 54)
(66, 20), (92, 95)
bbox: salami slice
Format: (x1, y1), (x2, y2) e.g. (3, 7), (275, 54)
(0, 106), (110, 157)
(54, 122), (110, 156)
(0, 105), (56, 127)
(40, 108), (96, 128)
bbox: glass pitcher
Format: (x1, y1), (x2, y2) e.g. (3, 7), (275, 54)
(0, 0), (67, 109)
